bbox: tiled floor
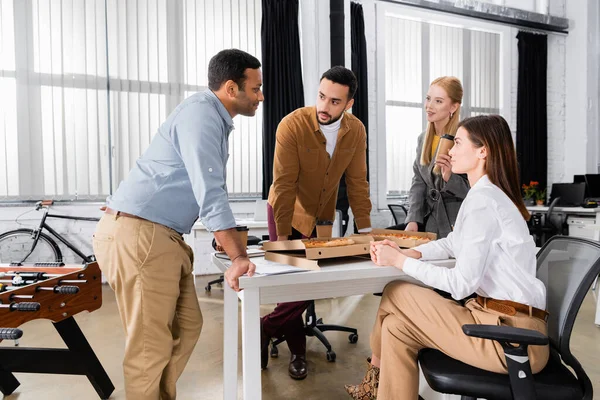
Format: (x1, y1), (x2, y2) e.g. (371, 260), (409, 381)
(3, 275), (600, 399)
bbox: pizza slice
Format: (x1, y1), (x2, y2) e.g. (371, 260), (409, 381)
(304, 238), (356, 248)
(374, 233), (432, 242)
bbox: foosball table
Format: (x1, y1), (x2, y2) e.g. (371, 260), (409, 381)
(0, 261), (114, 399)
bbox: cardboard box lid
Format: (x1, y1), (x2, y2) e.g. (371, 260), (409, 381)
(264, 252), (320, 270)
(262, 235), (372, 260)
(263, 251), (373, 271)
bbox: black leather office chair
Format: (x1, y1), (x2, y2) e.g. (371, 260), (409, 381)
(388, 204), (408, 226)
(270, 301), (359, 362)
(528, 197), (564, 247)
(418, 236), (599, 400)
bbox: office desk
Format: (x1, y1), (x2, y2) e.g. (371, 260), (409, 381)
(526, 205), (600, 222)
(212, 255), (456, 400)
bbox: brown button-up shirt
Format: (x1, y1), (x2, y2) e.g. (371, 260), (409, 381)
(268, 106), (372, 237)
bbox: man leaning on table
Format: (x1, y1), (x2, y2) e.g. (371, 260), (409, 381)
(263, 66), (373, 380)
(92, 49), (263, 400)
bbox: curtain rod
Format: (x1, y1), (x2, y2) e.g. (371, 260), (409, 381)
(377, 0), (569, 35)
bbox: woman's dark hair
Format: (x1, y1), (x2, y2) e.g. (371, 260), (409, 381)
(320, 66), (358, 99)
(208, 49), (261, 91)
(458, 115), (530, 221)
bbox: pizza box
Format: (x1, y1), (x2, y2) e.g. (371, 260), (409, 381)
(363, 229), (437, 248)
(262, 235), (372, 270)
(263, 251), (372, 271)
(264, 252), (321, 270)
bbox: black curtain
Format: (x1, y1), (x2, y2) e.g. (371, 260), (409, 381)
(261, 0), (305, 199)
(350, 2), (369, 157)
(337, 2), (369, 235)
(516, 31), (548, 189)
(351, 2), (369, 175)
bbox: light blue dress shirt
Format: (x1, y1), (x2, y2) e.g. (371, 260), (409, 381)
(106, 90), (237, 234)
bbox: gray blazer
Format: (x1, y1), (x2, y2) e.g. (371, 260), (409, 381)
(405, 132), (470, 238)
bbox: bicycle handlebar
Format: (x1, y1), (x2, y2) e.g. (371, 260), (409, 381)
(36, 200), (54, 210)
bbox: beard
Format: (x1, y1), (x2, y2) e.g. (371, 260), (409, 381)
(237, 102), (259, 117)
(316, 110), (344, 125)
(235, 92), (259, 117)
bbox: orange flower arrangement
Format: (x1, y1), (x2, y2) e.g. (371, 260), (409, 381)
(522, 181), (546, 202)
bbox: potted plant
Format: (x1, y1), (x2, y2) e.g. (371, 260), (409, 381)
(522, 181), (538, 206)
(534, 187), (547, 206)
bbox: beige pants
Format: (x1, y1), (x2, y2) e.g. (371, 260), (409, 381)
(370, 281), (549, 400)
(93, 214), (203, 400)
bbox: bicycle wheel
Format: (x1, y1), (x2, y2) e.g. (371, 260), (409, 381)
(0, 229), (63, 264)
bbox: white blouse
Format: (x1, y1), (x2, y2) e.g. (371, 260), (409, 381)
(403, 174), (546, 310)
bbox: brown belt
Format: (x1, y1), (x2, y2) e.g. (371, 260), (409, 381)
(104, 207), (145, 221)
(104, 207), (184, 237)
(476, 295), (548, 322)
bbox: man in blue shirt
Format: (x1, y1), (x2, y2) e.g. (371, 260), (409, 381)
(93, 49), (263, 400)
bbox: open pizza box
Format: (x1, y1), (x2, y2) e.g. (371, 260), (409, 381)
(361, 229), (437, 248)
(262, 235), (372, 270)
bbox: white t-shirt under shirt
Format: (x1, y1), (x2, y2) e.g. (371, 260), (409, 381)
(319, 114), (343, 157)
(403, 174), (546, 310)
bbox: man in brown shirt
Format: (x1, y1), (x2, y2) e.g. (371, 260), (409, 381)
(262, 66), (372, 379)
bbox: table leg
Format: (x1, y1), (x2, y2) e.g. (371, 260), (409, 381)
(595, 285), (600, 326)
(223, 283), (239, 400)
(241, 287), (261, 399)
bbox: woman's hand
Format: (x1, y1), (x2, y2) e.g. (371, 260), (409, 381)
(370, 241), (408, 270)
(405, 222), (419, 232)
(436, 154), (452, 182)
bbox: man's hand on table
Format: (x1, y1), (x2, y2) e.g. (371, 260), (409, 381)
(224, 256), (256, 292)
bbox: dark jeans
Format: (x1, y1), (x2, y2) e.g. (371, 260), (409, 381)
(264, 203), (315, 355)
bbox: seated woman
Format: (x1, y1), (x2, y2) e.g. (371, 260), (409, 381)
(345, 115), (549, 400)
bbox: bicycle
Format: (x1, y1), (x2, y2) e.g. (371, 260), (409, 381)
(0, 200), (100, 265)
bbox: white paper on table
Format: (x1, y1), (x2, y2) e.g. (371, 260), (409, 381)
(223, 257), (305, 276)
(214, 248), (265, 260)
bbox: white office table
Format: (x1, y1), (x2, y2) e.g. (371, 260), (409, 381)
(526, 205), (600, 222)
(212, 255), (456, 400)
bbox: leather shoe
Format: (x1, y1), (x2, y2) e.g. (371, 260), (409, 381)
(261, 328), (270, 370)
(288, 354), (308, 380)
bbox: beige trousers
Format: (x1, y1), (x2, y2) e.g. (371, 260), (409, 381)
(370, 281), (549, 400)
(93, 214), (203, 400)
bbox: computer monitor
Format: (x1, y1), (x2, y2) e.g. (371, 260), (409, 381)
(549, 183), (587, 207)
(585, 174), (600, 198)
(574, 175), (588, 197)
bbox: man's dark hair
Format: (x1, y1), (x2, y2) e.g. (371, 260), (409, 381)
(320, 66), (358, 99)
(208, 49), (261, 91)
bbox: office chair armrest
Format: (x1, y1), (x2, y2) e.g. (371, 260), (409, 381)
(463, 324), (547, 400)
(462, 324), (548, 346)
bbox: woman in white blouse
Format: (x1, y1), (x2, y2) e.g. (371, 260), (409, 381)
(345, 115), (549, 400)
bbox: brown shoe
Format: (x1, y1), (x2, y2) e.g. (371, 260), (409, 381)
(344, 358), (379, 399)
(288, 354), (308, 380)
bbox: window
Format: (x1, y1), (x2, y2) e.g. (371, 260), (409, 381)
(379, 5), (508, 199)
(0, 0), (19, 197)
(0, 0), (262, 200)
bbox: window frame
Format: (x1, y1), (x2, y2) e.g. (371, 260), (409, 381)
(1, 0), (264, 202)
(375, 2), (514, 210)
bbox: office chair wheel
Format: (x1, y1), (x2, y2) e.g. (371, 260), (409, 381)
(270, 345), (279, 358)
(348, 333), (359, 344)
(326, 351), (336, 362)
